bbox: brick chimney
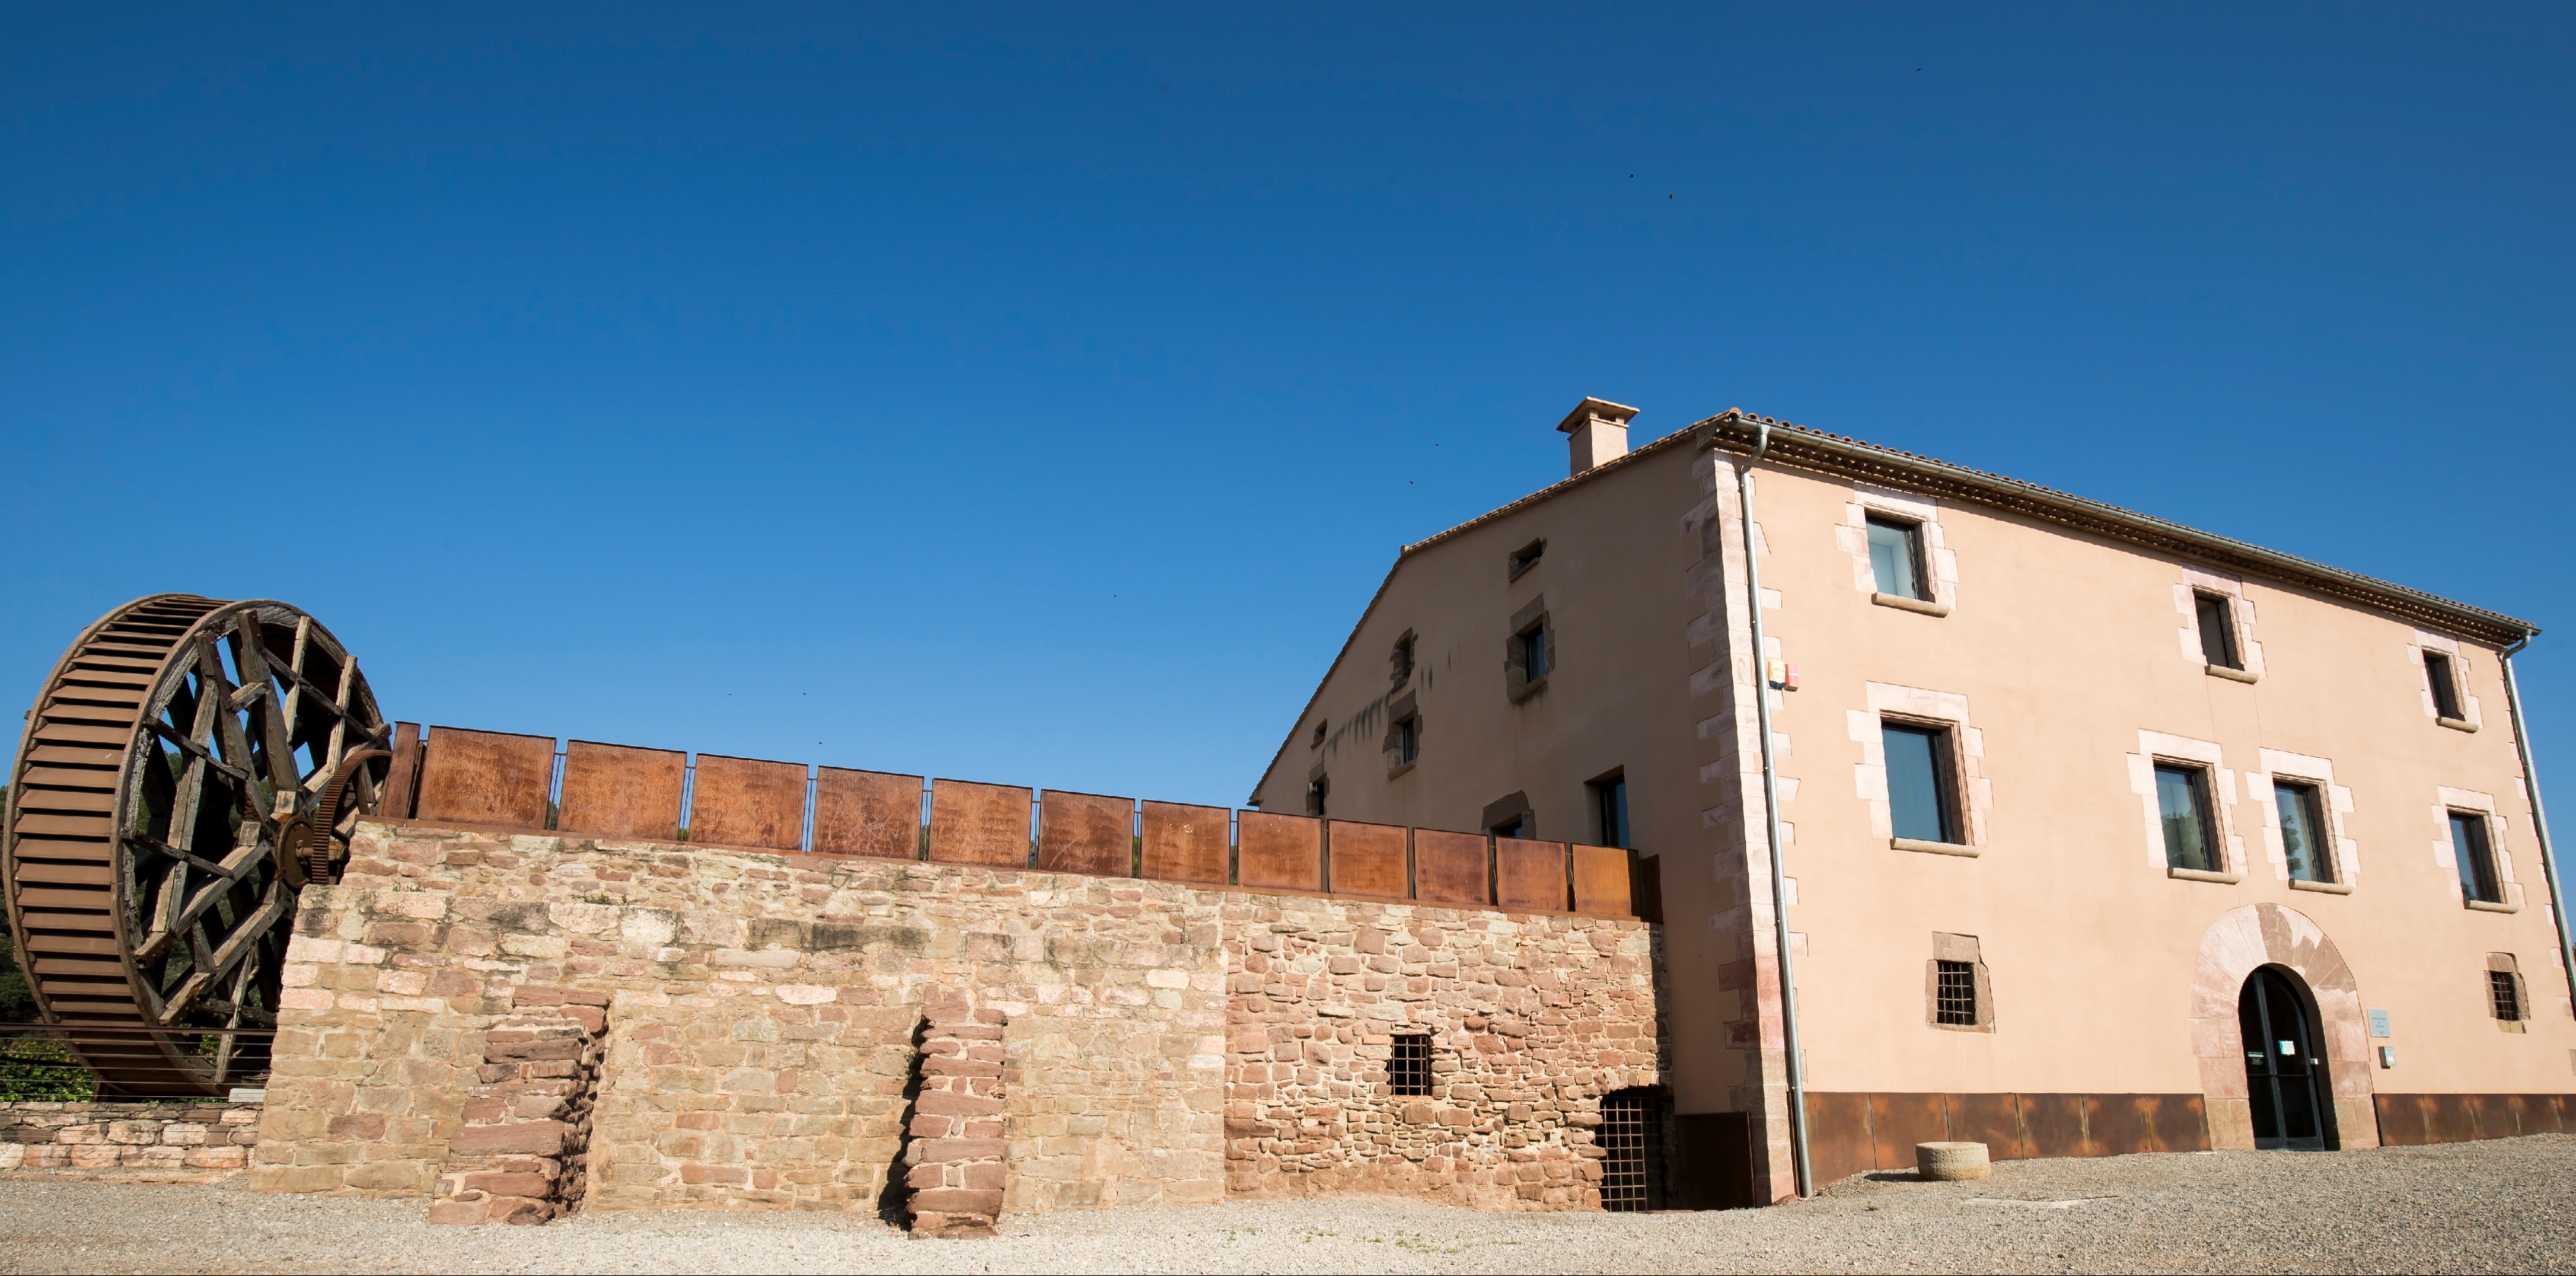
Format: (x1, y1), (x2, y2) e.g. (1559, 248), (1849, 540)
(1556, 397), (1640, 477)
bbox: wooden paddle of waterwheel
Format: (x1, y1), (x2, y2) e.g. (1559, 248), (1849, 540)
(3, 595), (392, 1095)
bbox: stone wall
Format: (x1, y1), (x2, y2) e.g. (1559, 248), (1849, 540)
(1, 1100), (263, 1176)
(249, 821), (1662, 1218)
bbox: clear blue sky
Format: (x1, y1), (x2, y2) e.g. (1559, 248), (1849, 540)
(4, 7), (2571, 842)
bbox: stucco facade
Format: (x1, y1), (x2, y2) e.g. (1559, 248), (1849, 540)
(1251, 403), (2572, 1205)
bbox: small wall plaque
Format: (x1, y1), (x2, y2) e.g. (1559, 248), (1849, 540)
(2367, 1008), (2392, 1038)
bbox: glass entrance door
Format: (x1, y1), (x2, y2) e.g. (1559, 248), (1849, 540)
(2239, 966), (2329, 1150)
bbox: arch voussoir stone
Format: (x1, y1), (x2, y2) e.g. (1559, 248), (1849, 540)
(2192, 903), (2376, 1150)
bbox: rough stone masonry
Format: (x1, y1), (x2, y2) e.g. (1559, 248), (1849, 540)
(247, 822), (1662, 1221)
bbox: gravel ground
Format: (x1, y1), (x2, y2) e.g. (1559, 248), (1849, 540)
(4, 1135), (2572, 1274)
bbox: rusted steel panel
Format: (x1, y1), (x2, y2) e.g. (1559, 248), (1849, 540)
(1949, 1093), (2030, 1162)
(556, 741), (686, 840)
(1140, 801), (1229, 886)
(2424, 1093), (2477, 1143)
(2465, 1093), (2512, 1140)
(1494, 838), (1569, 913)
(1411, 830), (1490, 907)
(2082, 1095), (2152, 1156)
(1326, 821), (1407, 900)
(2019, 1093), (2085, 1159)
(1037, 790), (1133, 877)
(380, 722), (422, 821)
(688, 754), (807, 851)
(1236, 812), (1321, 892)
(811, 768), (923, 860)
(1568, 844), (1633, 917)
(2524, 1094), (2567, 1135)
(1868, 1093), (1951, 1170)
(1800, 1093), (1874, 1187)
(2373, 1094), (2428, 1146)
(413, 727), (555, 830)
(2146, 1094), (2211, 1151)
(2497, 1094), (2536, 1139)
(929, 779), (1032, 868)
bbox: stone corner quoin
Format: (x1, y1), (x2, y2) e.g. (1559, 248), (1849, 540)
(243, 821), (1666, 1216)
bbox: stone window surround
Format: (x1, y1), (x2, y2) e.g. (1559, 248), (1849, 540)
(2486, 952), (2530, 1033)
(2246, 749), (2360, 894)
(1506, 596), (1551, 703)
(1848, 682), (1990, 855)
(1926, 932), (1996, 1033)
(2175, 569), (2265, 683)
(1383, 690), (1421, 780)
(2434, 786), (2523, 913)
(1835, 485), (1959, 617)
(2128, 730), (2246, 882)
(2413, 630), (2484, 733)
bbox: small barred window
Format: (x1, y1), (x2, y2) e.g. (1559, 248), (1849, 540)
(1390, 1034), (1432, 1096)
(2490, 969), (2523, 1022)
(1935, 960), (1978, 1026)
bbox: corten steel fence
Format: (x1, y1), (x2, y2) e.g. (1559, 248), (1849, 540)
(372, 724), (1659, 921)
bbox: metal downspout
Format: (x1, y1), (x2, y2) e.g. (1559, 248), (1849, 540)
(2500, 638), (2575, 1015)
(1734, 419), (1814, 1200)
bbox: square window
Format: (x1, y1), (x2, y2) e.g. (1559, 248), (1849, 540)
(2154, 763), (2219, 872)
(2451, 811), (2501, 903)
(2195, 593), (2242, 669)
(1882, 721), (1961, 844)
(1934, 959), (1978, 1026)
(1865, 515), (1927, 601)
(2274, 779), (2332, 883)
(2489, 968), (2523, 1022)
(1592, 774), (1630, 849)
(2425, 651), (2465, 720)
(1389, 1033), (1432, 1096)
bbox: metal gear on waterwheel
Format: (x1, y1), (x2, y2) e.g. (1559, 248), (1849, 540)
(4, 595), (391, 1095)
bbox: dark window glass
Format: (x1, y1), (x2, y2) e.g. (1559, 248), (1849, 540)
(1865, 515), (1925, 600)
(1389, 1034), (1432, 1096)
(1490, 815), (1526, 840)
(1882, 722), (1959, 844)
(1394, 716), (1419, 765)
(2156, 763), (2218, 872)
(1593, 776), (1630, 848)
(2489, 969), (2523, 1022)
(1935, 960), (1978, 1026)
(2196, 593), (2241, 669)
(2452, 811), (2500, 902)
(1519, 625), (1551, 680)
(2274, 780), (2330, 883)
(2426, 651), (2464, 719)
(1306, 776), (1328, 818)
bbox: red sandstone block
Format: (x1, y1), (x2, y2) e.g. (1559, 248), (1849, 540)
(914, 1091), (1005, 1118)
(447, 1121), (567, 1157)
(961, 1120), (1004, 1139)
(426, 1200), (490, 1226)
(921, 1057), (1002, 1079)
(327, 1112), (388, 1140)
(912, 1187), (1003, 1214)
(962, 1161), (1006, 1190)
(510, 984), (613, 1008)
(680, 1162), (749, 1186)
(909, 1114), (955, 1138)
(462, 1170), (554, 1197)
(674, 1111), (720, 1131)
(916, 1137), (1006, 1162)
(905, 1162), (948, 1189)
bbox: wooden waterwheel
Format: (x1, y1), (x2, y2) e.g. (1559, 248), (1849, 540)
(4, 595), (391, 1095)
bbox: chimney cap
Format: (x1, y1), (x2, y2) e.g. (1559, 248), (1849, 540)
(1555, 397), (1641, 435)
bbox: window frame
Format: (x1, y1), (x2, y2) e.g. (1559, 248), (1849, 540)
(1590, 772), (1630, 849)
(2425, 650), (2467, 722)
(1392, 714), (1420, 767)
(1864, 513), (1930, 602)
(2450, 809), (2502, 904)
(1507, 538), (1546, 581)
(1305, 774), (1328, 818)
(2194, 591), (2243, 671)
(2153, 760), (2223, 874)
(2488, 969), (2523, 1023)
(1389, 1033), (1433, 1097)
(1934, 960), (1978, 1026)
(2272, 777), (2333, 884)
(1505, 599), (1553, 702)
(1881, 716), (1965, 848)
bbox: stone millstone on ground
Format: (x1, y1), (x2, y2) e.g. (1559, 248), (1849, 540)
(1, 1134), (2571, 1274)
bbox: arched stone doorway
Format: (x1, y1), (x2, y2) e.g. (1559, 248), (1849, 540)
(2191, 904), (2376, 1150)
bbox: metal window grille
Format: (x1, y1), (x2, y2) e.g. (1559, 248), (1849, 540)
(2491, 970), (2523, 1022)
(1936, 960), (1978, 1026)
(1598, 1089), (1664, 1212)
(1390, 1035), (1432, 1096)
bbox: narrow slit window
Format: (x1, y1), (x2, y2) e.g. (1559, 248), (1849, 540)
(2451, 811), (2501, 903)
(1391, 633), (1415, 687)
(1865, 515), (1927, 601)
(1507, 538), (1546, 580)
(1934, 959), (1978, 1026)
(1592, 774), (1630, 849)
(2274, 779), (2332, 883)
(2195, 593), (2241, 669)
(1389, 1033), (1432, 1096)
(2489, 969), (2523, 1022)
(1882, 721), (1960, 844)
(1306, 776), (1328, 818)
(2425, 650), (2465, 720)
(2155, 763), (2218, 872)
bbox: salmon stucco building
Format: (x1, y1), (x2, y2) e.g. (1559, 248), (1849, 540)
(1250, 398), (2574, 1205)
